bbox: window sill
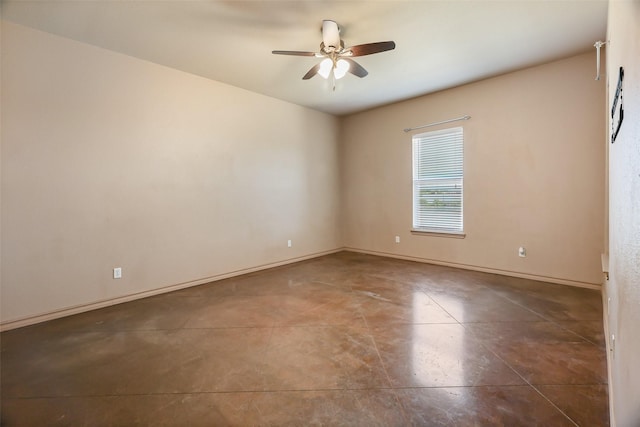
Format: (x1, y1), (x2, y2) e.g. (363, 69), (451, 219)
(411, 229), (466, 239)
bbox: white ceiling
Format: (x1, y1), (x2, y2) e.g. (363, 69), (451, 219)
(2, 0), (608, 116)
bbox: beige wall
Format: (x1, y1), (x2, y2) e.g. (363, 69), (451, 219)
(0, 21), (609, 329)
(605, 1), (640, 425)
(341, 51), (605, 286)
(0, 22), (342, 326)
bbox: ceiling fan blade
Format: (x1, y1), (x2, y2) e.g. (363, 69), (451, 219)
(302, 63), (321, 80)
(347, 41), (396, 57)
(343, 58), (368, 78)
(272, 50), (317, 56)
(322, 20), (341, 50)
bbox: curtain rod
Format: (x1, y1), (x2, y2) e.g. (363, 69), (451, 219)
(403, 115), (471, 133)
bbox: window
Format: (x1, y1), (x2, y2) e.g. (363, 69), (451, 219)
(412, 127), (463, 234)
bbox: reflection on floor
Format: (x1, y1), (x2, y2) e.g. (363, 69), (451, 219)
(1, 252), (609, 426)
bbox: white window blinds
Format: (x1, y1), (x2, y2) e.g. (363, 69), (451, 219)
(412, 127), (463, 233)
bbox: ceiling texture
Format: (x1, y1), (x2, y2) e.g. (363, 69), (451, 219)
(2, 0), (608, 116)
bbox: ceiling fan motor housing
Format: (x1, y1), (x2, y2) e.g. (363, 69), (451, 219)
(322, 20), (341, 51)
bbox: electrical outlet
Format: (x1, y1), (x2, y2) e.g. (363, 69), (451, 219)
(113, 267), (122, 279)
(287, 240), (292, 248)
(518, 247), (526, 257)
(395, 236), (400, 244)
(611, 334), (615, 357)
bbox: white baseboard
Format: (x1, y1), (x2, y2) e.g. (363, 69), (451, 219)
(0, 248), (342, 332)
(601, 284), (615, 427)
(1, 247), (602, 332)
(344, 247), (602, 290)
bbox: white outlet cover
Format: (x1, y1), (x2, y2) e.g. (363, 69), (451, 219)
(113, 267), (122, 279)
(611, 334), (615, 356)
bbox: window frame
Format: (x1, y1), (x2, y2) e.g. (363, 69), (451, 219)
(411, 126), (465, 238)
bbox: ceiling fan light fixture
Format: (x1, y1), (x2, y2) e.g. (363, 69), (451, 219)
(318, 58), (333, 79)
(334, 59), (350, 79)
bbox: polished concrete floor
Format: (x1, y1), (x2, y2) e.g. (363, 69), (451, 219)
(1, 252), (609, 426)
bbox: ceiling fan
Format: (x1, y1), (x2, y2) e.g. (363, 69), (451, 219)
(272, 20), (396, 82)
